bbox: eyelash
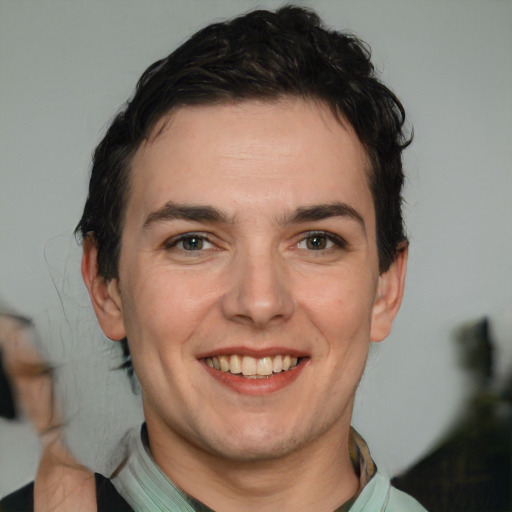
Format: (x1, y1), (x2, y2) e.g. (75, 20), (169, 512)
(296, 231), (348, 251)
(164, 233), (214, 252)
(163, 230), (348, 253)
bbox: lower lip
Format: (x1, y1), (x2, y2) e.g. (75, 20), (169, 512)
(203, 361), (307, 396)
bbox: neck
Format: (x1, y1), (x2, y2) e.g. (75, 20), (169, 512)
(146, 418), (359, 512)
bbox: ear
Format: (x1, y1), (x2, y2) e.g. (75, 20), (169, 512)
(81, 236), (126, 341)
(370, 245), (408, 342)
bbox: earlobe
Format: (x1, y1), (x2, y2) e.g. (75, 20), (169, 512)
(81, 236), (126, 341)
(370, 245), (408, 343)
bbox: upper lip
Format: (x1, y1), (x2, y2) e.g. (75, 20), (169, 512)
(196, 346), (310, 359)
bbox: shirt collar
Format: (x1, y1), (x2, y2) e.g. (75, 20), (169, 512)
(111, 424), (376, 512)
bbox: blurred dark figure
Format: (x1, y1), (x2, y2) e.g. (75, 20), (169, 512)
(393, 318), (512, 512)
(0, 309), (96, 512)
(0, 312), (60, 436)
(0, 343), (17, 419)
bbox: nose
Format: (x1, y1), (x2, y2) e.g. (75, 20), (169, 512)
(221, 249), (295, 328)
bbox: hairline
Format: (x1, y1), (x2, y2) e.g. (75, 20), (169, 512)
(114, 94), (378, 275)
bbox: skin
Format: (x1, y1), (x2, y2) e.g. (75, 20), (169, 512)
(35, 437), (96, 512)
(83, 98), (407, 511)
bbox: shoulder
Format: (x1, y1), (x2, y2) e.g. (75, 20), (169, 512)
(351, 472), (428, 512)
(95, 473), (133, 512)
(0, 481), (34, 512)
(384, 485), (429, 512)
(0, 474), (133, 512)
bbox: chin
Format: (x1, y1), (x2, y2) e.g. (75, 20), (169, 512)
(197, 418), (318, 463)
(209, 437), (300, 463)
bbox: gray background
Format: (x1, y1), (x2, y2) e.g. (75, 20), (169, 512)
(1, 0), (512, 496)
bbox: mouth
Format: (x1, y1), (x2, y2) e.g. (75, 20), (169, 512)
(204, 354), (302, 379)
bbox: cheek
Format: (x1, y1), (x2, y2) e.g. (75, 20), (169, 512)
(121, 265), (220, 350)
(299, 271), (377, 338)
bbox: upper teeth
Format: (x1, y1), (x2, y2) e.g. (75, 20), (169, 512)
(205, 355), (299, 376)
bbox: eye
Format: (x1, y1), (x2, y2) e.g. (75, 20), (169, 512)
(165, 233), (214, 251)
(302, 234), (330, 250)
(296, 231), (347, 251)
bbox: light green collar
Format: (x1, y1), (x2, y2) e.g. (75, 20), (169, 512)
(111, 424), (376, 512)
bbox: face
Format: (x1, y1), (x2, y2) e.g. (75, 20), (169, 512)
(84, 98), (406, 464)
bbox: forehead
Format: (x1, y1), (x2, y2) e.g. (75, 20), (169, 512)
(126, 98), (374, 228)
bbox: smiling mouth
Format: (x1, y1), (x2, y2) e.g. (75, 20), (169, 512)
(204, 354), (301, 379)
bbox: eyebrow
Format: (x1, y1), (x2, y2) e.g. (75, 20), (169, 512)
(284, 202), (366, 232)
(143, 202), (232, 227)
(143, 200), (365, 232)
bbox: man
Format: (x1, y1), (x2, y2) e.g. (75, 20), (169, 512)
(1, 6), (426, 511)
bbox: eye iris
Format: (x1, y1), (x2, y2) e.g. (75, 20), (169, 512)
(307, 235), (327, 250)
(183, 237), (203, 250)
